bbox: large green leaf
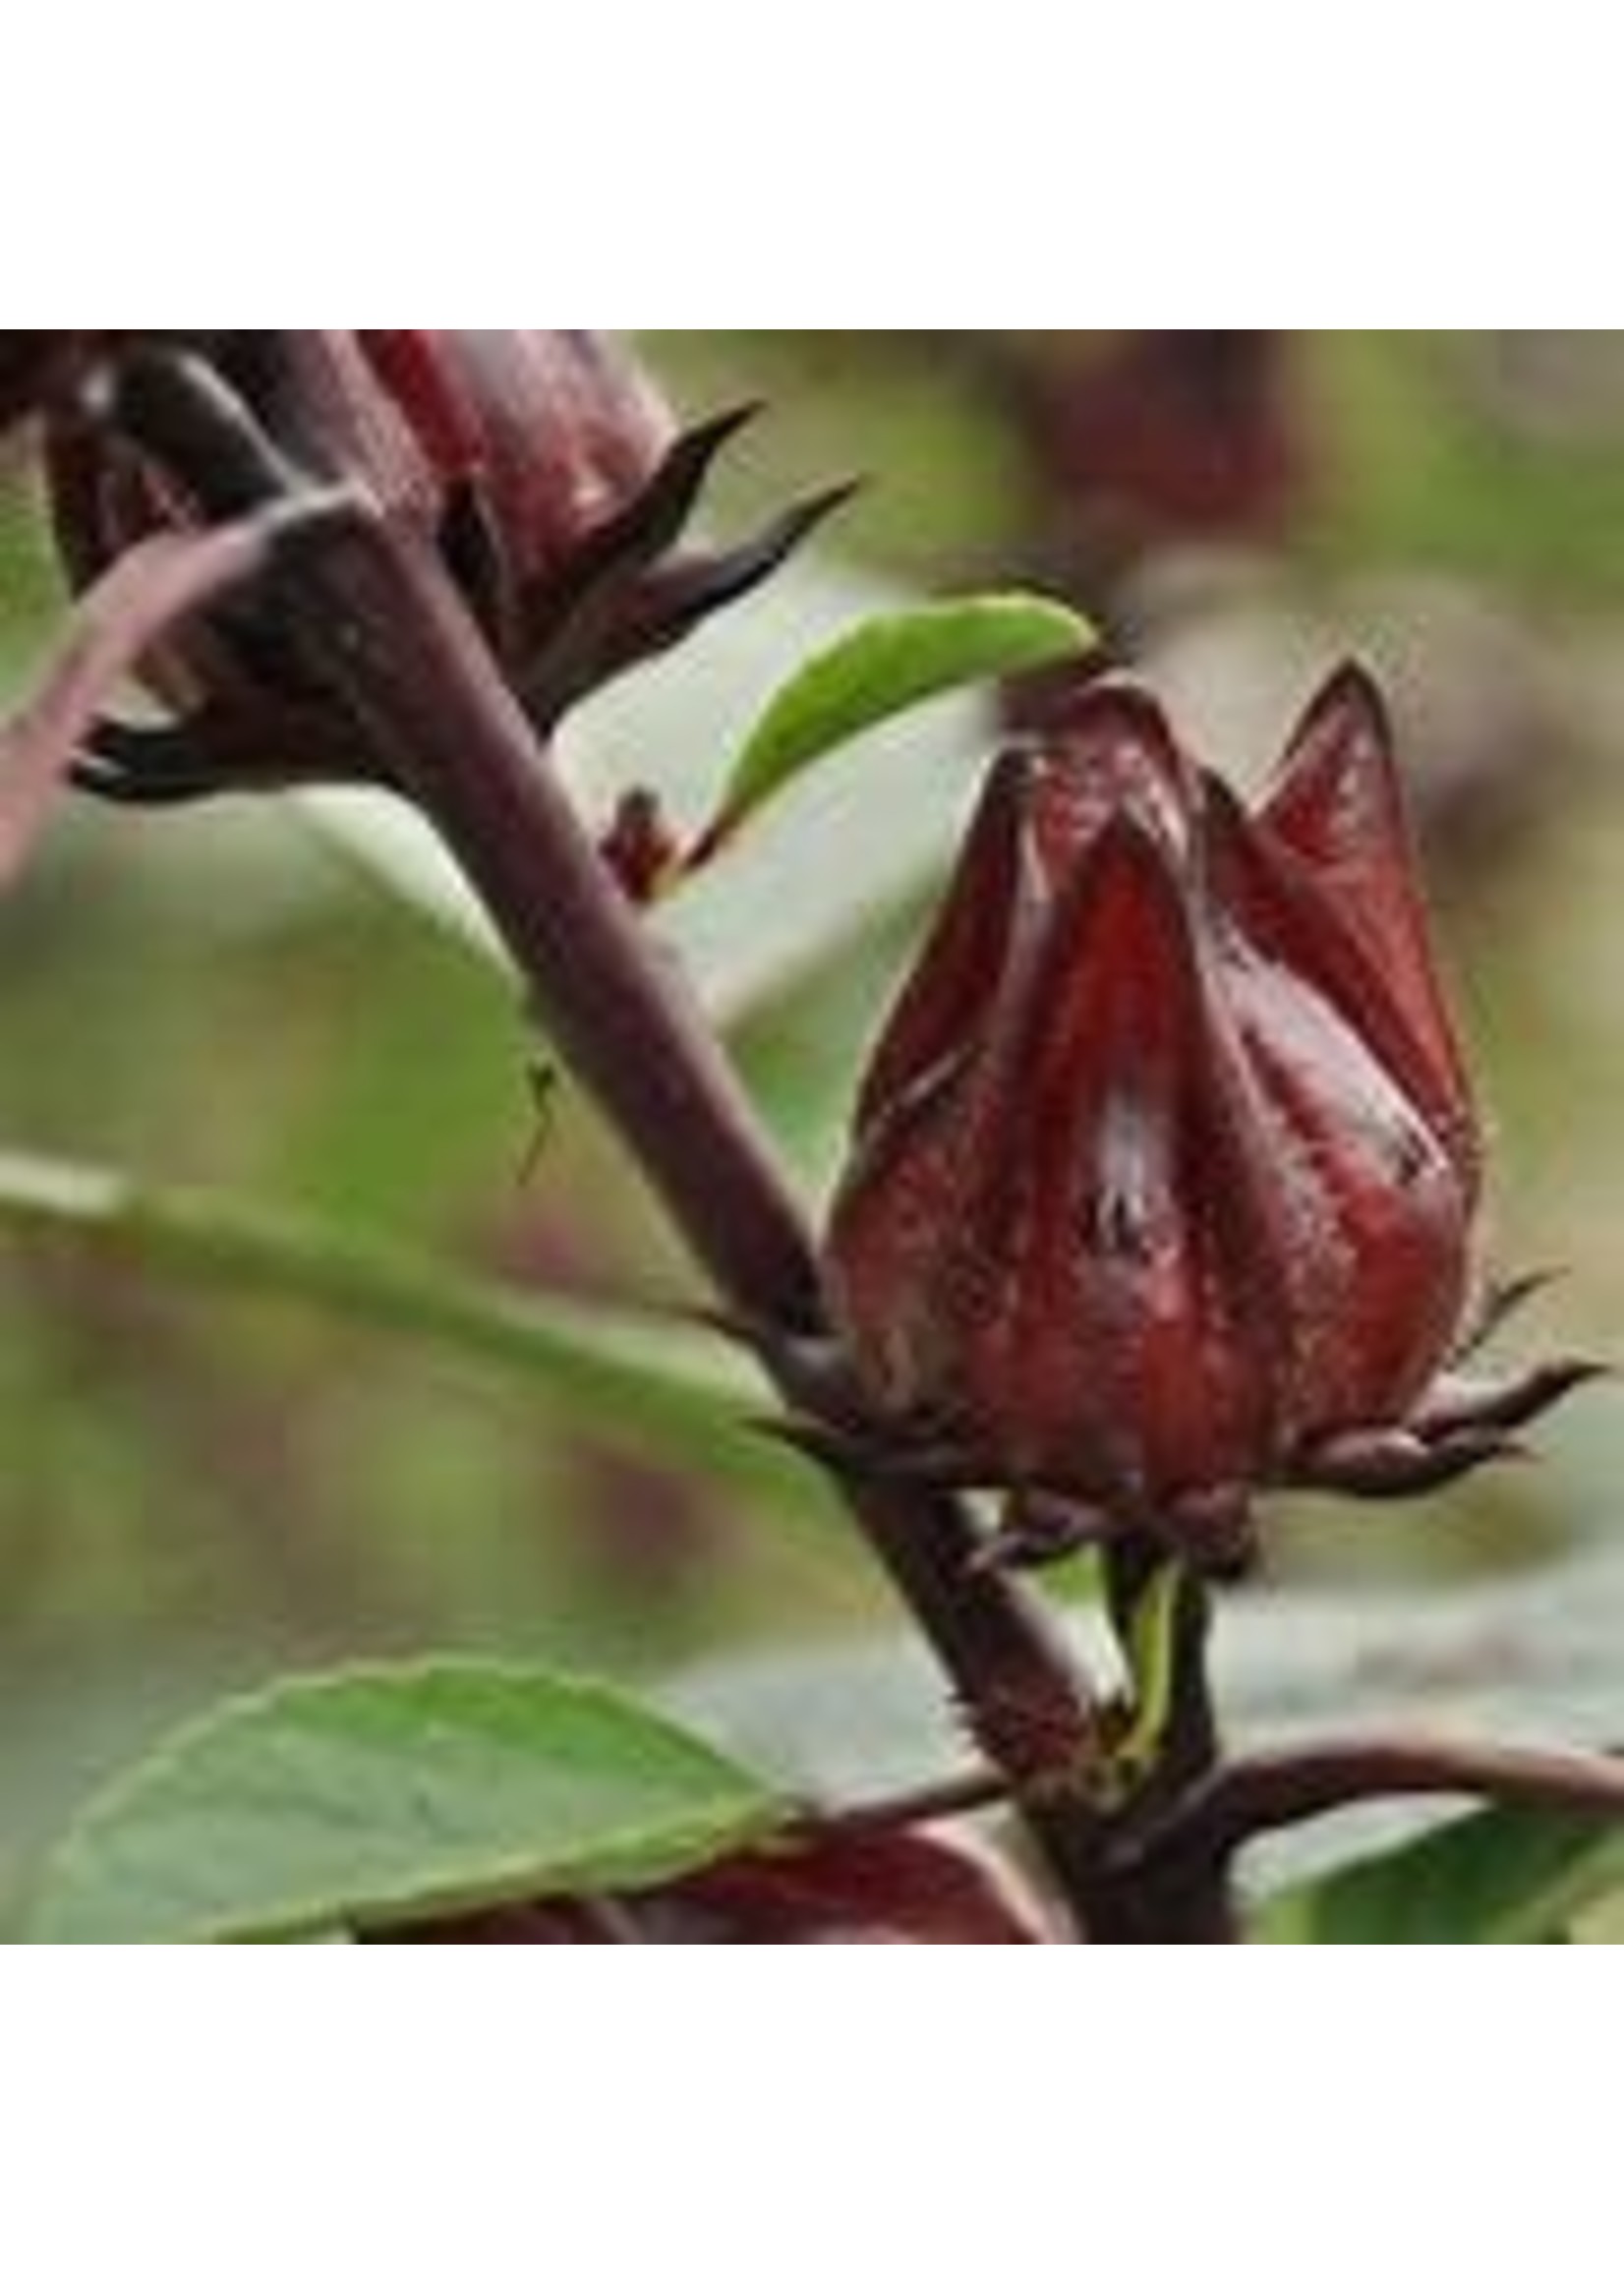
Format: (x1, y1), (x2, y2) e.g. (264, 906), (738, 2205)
(27, 1662), (788, 1944)
(1264, 1807), (1624, 1945)
(0, 1149), (813, 1512)
(701, 593), (1097, 853)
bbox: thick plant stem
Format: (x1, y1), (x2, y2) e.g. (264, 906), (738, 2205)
(112, 344), (1112, 1930)
(318, 523), (1112, 1891)
(338, 551), (825, 1333)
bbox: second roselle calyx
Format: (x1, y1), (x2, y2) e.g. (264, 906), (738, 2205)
(826, 668), (1588, 1570)
(44, 330), (841, 805)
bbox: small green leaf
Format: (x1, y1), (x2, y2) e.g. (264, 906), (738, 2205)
(704, 594), (1098, 852)
(1266, 1808), (1624, 1946)
(27, 1662), (788, 1944)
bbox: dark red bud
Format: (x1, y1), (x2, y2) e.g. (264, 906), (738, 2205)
(380, 1827), (1045, 1945)
(44, 330), (837, 804)
(1035, 329), (1302, 553)
(826, 669), (1489, 1549)
(359, 329), (673, 602)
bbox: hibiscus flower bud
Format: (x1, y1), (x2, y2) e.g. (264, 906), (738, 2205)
(45, 329), (843, 803)
(826, 668), (1588, 1570)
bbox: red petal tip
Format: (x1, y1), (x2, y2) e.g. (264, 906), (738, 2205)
(1300, 658), (1392, 744)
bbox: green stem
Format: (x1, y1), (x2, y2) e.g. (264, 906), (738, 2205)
(1094, 1542), (1238, 1944)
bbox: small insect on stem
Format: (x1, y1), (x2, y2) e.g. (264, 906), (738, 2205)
(516, 1061), (564, 1186)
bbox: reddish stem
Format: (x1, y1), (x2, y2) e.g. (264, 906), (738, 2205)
(110, 341), (1112, 1927)
(1128, 1737), (1624, 1882)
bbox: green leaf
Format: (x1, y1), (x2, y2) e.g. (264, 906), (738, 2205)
(705, 593), (1097, 851)
(1266, 1807), (1624, 1946)
(26, 1662), (788, 1944)
(0, 1150), (814, 1514)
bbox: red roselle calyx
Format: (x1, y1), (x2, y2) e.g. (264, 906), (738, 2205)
(45, 330), (843, 804)
(826, 668), (1593, 1571)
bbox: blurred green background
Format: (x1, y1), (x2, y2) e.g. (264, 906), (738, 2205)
(2, 332), (1621, 1926)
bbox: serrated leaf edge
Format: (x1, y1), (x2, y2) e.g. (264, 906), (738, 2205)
(26, 1657), (789, 1947)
